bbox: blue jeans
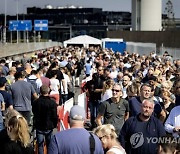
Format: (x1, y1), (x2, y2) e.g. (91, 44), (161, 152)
(61, 94), (68, 104)
(0, 122), (4, 131)
(36, 129), (53, 154)
(89, 100), (100, 129)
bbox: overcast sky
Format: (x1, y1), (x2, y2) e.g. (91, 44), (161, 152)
(0, 0), (180, 18)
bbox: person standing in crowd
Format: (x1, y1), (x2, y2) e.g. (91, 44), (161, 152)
(74, 57), (84, 87)
(6, 66), (16, 85)
(158, 136), (177, 154)
(49, 70), (60, 104)
(0, 93), (5, 131)
(101, 79), (114, 102)
(85, 59), (92, 77)
(109, 64), (118, 79)
(0, 109), (22, 153)
(84, 66), (105, 129)
(122, 75), (131, 99)
(26, 70), (42, 95)
(0, 77), (13, 110)
(24, 63), (32, 76)
(114, 72), (124, 84)
(173, 80), (180, 106)
(11, 71), (38, 124)
(160, 91), (175, 122)
(94, 124), (126, 154)
(119, 99), (166, 154)
(60, 67), (71, 104)
(32, 85), (58, 154)
(48, 105), (104, 154)
(38, 68), (51, 88)
(3, 115), (34, 154)
(129, 83), (162, 117)
(0, 59), (9, 76)
(103, 67), (111, 80)
(46, 61), (65, 104)
(160, 81), (175, 103)
(96, 83), (129, 135)
(148, 75), (161, 96)
(164, 104), (180, 138)
(142, 66), (155, 83)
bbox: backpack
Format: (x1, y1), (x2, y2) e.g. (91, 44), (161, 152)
(26, 77), (39, 94)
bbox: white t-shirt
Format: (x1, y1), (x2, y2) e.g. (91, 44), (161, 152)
(50, 78), (60, 93)
(101, 89), (112, 102)
(61, 73), (70, 95)
(107, 146), (126, 154)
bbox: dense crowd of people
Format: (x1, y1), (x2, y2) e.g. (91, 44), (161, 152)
(0, 45), (180, 154)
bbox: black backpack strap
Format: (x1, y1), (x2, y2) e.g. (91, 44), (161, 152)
(89, 132), (95, 154)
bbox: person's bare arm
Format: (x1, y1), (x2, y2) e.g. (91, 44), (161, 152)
(124, 112), (129, 121)
(1, 102), (5, 111)
(33, 93), (38, 100)
(95, 114), (103, 126)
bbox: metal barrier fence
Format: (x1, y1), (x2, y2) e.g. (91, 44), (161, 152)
(126, 42), (157, 55)
(126, 42), (180, 59)
(159, 47), (180, 60)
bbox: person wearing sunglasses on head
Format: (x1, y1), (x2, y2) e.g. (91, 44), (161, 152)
(96, 83), (129, 136)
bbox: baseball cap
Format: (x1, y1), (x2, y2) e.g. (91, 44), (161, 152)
(70, 105), (86, 121)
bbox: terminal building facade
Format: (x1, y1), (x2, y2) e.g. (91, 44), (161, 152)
(0, 7), (131, 42)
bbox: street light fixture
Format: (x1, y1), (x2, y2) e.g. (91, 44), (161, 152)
(3, 0), (7, 43)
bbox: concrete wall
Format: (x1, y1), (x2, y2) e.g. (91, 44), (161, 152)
(0, 42), (62, 58)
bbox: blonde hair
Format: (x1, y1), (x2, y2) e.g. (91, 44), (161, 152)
(4, 109), (21, 127)
(161, 81), (171, 90)
(102, 79), (114, 95)
(8, 115), (30, 148)
(93, 124), (117, 139)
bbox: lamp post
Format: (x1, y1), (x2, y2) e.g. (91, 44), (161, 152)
(16, 0), (19, 43)
(3, 0), (7, 43)
(23, 4), (26, 43)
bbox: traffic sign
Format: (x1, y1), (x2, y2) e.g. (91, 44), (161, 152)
(18, 20), (32, 31)
(8, 20), (32, 31)
(34, 20), (48, 31)
(9, 20), (19, 31)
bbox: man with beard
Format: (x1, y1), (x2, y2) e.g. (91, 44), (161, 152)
(122, 75), (131, 99)
(119, 99), (166, 154)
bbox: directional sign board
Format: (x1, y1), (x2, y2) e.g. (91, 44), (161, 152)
(9, 20), (32, 31)
(9, 20), (19, 31)
(18, 20), (32, 31)
(34, 20), (48, 31)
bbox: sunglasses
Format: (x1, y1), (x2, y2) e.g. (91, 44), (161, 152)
(112, 89), (121, 92)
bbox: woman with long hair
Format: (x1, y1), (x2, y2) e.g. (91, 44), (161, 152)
(101, 79), (114, 102)
(4, 114), (33, 154)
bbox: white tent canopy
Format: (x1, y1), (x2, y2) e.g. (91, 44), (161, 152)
(63, 35), (102, 48)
